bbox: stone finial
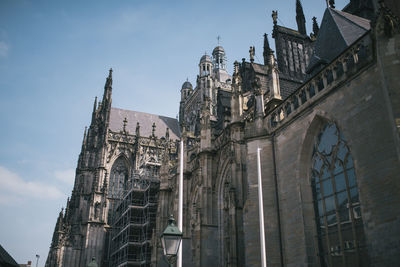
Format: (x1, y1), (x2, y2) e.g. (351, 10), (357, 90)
(93, 96), (97, 113)
(312, 17), (320, 36)
(328, 0), (335, 8)
(264, 34), (271, 52)
(272, 10), (278, 25)
(249, 46), (255, 63)
(82, 126), (88, 146)
(233, 61), (239, 75)
(152, 122), (156, 137)
(166, 127), (170, 140)
(233, 61), (241, 86)
(252, 77), (262, 93)
(108, 68), (113, 78)
(136, 122), (140, 136)
(123, 117), (128, 132)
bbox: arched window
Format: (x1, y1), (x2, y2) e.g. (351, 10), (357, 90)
(108, 157), (128, 199)
(107, 157), (129, 225)
(311, 123), (367, 266)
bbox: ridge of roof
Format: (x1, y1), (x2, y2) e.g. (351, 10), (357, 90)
(329, 8), (370, 45)
(274, 25), (309, 39)
(306, 7), (370, 75)
(109, 107), (180, 140)
(331, 8), (371, 30)
(111, 107), (176, 120)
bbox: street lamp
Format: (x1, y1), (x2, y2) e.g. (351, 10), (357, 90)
(160, 215), (183, 266)
(35, 254), (40, 267)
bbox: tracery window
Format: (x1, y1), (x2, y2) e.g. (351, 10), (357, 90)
(108, 157), (128, 199)
(311, 123), (367, 266)
(107, 157), (129, 225)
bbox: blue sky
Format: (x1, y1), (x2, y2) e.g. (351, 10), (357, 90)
(0, 0), (348, 265)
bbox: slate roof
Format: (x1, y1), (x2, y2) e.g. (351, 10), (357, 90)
(0, 244), (19, 267)
(252, 63), (269, 75)
(306, 8), (370, 74)
(109, 108), (180, 140)
(274, 25), (308, 39)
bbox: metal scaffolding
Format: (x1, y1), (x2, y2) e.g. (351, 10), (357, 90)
(109, 173), (160, 267)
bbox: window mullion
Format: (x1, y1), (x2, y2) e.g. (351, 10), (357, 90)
(330, 165), (346, 266)
(344, 165), (360, 267)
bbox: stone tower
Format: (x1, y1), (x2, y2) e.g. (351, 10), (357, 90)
(45, 70), (180, 267)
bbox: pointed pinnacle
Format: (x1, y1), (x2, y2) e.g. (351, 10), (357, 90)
(93, 96), (97, 112)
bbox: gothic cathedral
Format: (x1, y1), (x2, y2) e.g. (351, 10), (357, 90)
(46, 1), (400, 266)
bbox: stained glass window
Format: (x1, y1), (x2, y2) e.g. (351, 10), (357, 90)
(108, 157), (128, 224)
(311, 123), (367, 266)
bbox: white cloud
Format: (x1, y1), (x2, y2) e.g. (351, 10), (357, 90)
(0, 41), (9, 57)
(0, 166), (64, 204)
(54, 169), (75, 185)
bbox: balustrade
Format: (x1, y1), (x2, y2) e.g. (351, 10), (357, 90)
(265, 32), (373, 131)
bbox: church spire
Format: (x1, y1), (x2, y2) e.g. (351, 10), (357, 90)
(263, 33), (273, 65)
(296, 0), (307, 35)
(101, 68), (113, 126)
(103, 68), (113, 103)
(91, 96), (97, 125)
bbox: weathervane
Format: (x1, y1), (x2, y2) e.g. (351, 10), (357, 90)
(217, 35), (221, 45)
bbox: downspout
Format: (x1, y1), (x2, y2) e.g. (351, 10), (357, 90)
(272, 132), (284, 266)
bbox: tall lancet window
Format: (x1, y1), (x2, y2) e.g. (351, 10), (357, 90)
(108, 157), (128, 199)
(311, 123), (367, 267)
(107, 157), (129, 225)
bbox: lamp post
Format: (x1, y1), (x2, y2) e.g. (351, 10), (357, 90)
(35, 254), (40, 267)
(160, 215), (183, 267)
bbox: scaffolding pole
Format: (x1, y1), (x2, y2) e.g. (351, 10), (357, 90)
(177, 140), (184, 267)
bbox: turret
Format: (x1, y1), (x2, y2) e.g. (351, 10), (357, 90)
(181, 79), (193, 101)
(179, 80), (192, 128)
(212, 46), (227, 70)
(199, 53), (212, 77)
(212, 45), (231, 83)
(296, 0), (307, 35)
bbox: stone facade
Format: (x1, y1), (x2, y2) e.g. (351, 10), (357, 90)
(46, 0), (400, 266)
(45, 70), (181, 267)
